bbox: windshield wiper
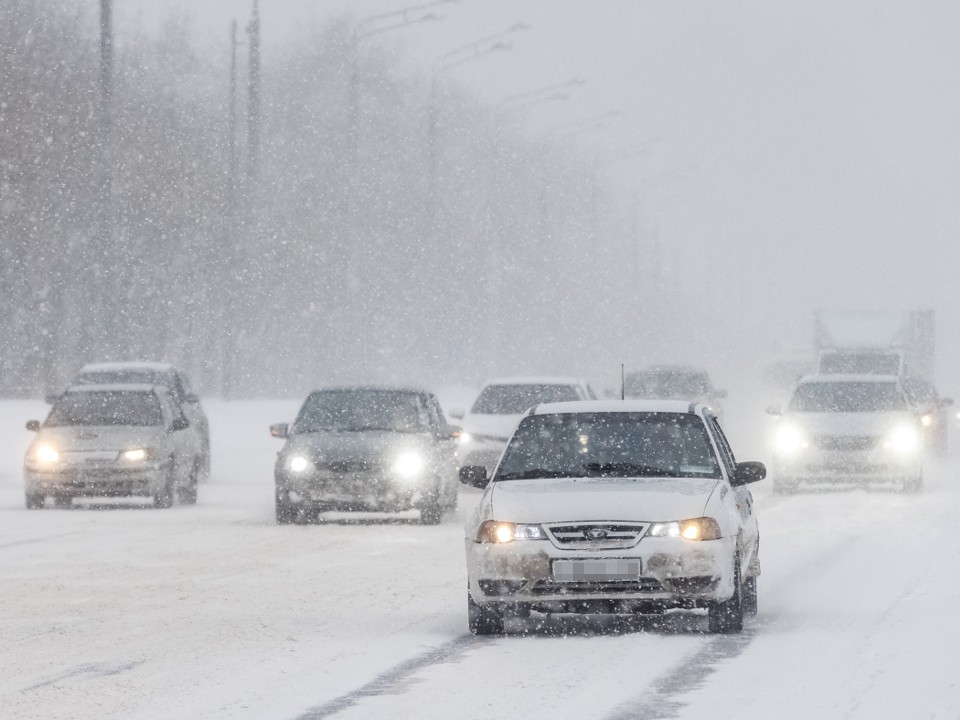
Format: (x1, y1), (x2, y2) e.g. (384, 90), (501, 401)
(582, 462), (675, 477)
(496, 468), (578, 481)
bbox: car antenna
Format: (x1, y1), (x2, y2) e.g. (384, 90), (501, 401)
(621, 363), (625, 401)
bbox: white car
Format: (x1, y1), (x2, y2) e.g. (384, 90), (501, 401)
(453, 377), (596, 470)
(459, 400), (765, 635)
(769, 374), (924, 493)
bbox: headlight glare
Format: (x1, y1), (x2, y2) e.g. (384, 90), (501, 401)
(476, 520), (545, 543)
(392, 451), (424, 478)
(34, 444), (60, 464)
(120, 448), (153, 462)
(649, 517), (721, 541)
(774, 424), (807, 454)
(920, 414), (933, 428)
(458, 432), (473, 445)
(288, 455), (312, 473)
(886, 425), (920, 454)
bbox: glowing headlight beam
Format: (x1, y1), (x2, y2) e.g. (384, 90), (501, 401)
(393, 452), (424, 478)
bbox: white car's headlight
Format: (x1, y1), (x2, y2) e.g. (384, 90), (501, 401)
(33, 443), (61, 465)
(774, 424), (807, 454)
(288, 455), (313, 473)
(919, 414), (933, 428)
(458, 432), (473, 445)
(392, 451), (424, 478)
(648, 517), (722, 541)
(476, 520), (545, 543)
(885, 425), (920, 454)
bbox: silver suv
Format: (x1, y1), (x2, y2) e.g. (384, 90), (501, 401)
(25, 385), (203, 508)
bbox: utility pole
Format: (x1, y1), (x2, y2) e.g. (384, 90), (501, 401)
(223, 19), (242, 398)
(246, 0), (261, 218)
(99, 0), (122, 359)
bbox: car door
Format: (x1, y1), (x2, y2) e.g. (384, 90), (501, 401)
(427, 395), (457, 494)
(706, 414), (759, 566)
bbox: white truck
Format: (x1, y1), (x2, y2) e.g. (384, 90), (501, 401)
(813, 309), (935, 382)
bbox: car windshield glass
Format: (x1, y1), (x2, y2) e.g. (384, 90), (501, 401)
(625, 370), (708, 399)
(470, 384), (581, 414)
(495, 412), (720, 480)
(293, 390), (426, 433)
(818, 353), (901, 375)
(789, 382), (907, 412)
(46, 391), (163, 427)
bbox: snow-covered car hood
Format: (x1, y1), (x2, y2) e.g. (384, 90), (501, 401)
(285, 430), (433, 463)
(460, 413), (525, 442)
(486, 476), (718, 524)
(33, 425), (165, 452)
(783, 411), (917, 436)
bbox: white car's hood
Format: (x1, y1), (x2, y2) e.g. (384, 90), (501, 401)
(461, 413), (525, 442)
(784, 411), (915, 435)
(487, 476), (718, 524)
(36, 425), (164, 451)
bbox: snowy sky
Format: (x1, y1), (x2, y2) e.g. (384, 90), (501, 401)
(97, 0), (960, 387)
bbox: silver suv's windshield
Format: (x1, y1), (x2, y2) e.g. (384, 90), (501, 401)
(789, 381), (907, 413)
(293, 390), (427, 434)
(470, 384), (581, 415)
(495, 412), (720, 480)
(625, 370), (710, 399)
(46, 391), (163, 427)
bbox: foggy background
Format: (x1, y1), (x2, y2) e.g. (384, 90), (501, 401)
(3, 0), (958, 399)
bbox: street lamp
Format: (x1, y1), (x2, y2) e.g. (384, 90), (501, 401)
(499, 78), (586, 108)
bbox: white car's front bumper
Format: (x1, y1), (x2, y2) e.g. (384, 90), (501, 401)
(465, 533), (737, 612)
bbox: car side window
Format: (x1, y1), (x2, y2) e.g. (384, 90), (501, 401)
(177, 372), (193, 398)
(427, 396), (447, 429)
(706, 416), (737, 478)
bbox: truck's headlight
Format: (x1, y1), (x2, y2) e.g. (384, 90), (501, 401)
(649, 517), (722, 541)
(392, 451), (424, 478)
(288, 455), (312, 473)
(476, 520), (545, 543)
(885, 425), (920, 454)
(33, 443), (60, 464)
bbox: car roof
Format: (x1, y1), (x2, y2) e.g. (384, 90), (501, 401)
(798, 373), (902, 384)
(630, 364), (707, 375)
(308, 385), (431, 395)
(529, 399), (704, 415)
(77, 362), (176, 374)
(481, 376), (589, 387)
(64, 383), (167, 394)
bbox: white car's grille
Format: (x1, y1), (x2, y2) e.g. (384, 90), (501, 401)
(544, 522), (648, 550)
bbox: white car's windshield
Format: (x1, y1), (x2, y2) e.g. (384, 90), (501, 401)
(46, 391), (163, 427)
(789, 381), (907, 413)
(293, 390), (427, 434)
(495, 412), (721, 480)
(470, 384), (581, 415)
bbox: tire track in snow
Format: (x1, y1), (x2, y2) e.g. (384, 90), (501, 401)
(604, 629), (756, 720)
(0, 531), (82, 551)
(293, 635), (483, 719)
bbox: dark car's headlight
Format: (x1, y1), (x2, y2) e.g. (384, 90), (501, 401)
(392, 451), (425, 479)
(287, 455), (313, 473)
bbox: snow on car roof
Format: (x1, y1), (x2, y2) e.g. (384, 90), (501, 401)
(65, 383), (166, 394)
(530, 399), (700, 415)
(798, 373), (902, 384)
(482, 376), (589, 386)
(78, 361), (175, 373)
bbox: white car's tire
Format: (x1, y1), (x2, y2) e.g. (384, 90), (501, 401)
(468, 590), (504, 635)
(708, 556), (744, 633)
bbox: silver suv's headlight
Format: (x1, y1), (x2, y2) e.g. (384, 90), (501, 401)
(476, 521), (545, 543)
(30, 443), (61, 465)
(119, 448), (156, 462)
(774, 424), (808, 455)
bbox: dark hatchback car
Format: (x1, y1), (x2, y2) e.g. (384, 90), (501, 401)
(270, 387), (460, 525)
(625, 365), (727, 419)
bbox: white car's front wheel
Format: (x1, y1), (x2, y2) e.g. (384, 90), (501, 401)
(467, 590), (504, 635)
(708, 556), (744, 633)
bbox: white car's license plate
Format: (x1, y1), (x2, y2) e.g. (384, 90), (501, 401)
(551, 558), (641, 582)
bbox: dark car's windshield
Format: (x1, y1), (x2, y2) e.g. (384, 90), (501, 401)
(625, 370), (709, 399)
(293, 390), (428, 433)
(789, 381), (907, 413)
(46, 391), (164, 427)
(470, 384), (581, 415)
(495, 412), (720, 480)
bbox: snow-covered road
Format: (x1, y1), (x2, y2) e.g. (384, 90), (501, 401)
(2, 396), (958, 719)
